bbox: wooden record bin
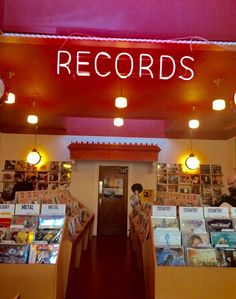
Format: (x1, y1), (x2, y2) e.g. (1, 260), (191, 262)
(140, 221), (236, 299)
(0, 214), (94, 299)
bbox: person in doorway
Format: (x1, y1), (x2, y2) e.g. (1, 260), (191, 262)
(130, 183), (143, 216)
(215, 173), (236, 207)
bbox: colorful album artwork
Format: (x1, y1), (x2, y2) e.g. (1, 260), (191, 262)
(186, 248), (218, 267)
(155, 246), (185, 266)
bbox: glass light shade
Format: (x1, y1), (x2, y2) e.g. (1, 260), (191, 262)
(185, 153), (200, 170)
(5, 92), (15, 104)
(27, 114), (38, 124)
(212, 99), (226, 111)
(188, 119), (200, 129)
(0, 79), (5, 99)
(113, 117), (124, 127)
(26, 148), (41, 165)
(115, 96), (127, 108)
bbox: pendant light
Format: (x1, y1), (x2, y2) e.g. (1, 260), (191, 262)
(212, 79), (226, 111)
(188, 106), (200, 129)
(113, 117), (124, 127)
(27, 99), (39, 124)
(115, 79), (128, 108)
(26, 126), (41, 165)
(185, 131), (200, 170)
(4, 72), (16, 104)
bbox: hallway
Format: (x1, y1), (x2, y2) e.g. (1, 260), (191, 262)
(66, 236), (146, 299)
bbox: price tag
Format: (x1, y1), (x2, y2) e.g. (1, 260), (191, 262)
(179, 207), (204, 218)
(152, 206), (177, 218)
(15, 204), (40, 215)
(41, 204), (66, 215)
(204, 207), (229, 218)
(0, 204), (15, 215)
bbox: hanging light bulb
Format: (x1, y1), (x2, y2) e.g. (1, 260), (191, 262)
(5, 92), (15, 104)
(234, 92), (236, 105)
(212, 99), (226, 111)
(115, 96), (127, 108)
(4, 72), (15, 104)
(113, 117), (124, 127)
(27, 114), (38, 124)
(26, 125), (42, 165)
(26, 148), (41, 165)
(188, 119), (200, 129)
(185, 153), (200, 170)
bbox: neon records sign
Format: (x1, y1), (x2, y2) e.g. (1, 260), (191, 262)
(57, 50), (194, 81)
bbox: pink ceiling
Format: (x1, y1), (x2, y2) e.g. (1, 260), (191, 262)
(2, 0), (236, 41)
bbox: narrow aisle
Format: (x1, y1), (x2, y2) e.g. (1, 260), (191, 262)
(66, 236), (146, 299)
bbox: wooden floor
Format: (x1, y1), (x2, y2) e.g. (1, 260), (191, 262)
(66, 236), (146, 299)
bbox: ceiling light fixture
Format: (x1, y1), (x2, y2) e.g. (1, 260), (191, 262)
(212, 79), (226, 111)
(27, 114), (38, 125)
(115, 79), (128, 108)
(113, 117), (124, 127)
(212, 99), (226, 111)
(27, 99), (39, 124)
(185, 131), (200, 170)
(115, 96), (127, 108)
(188, 119), (200, 129)
(26, 126), (41, 165)
(4, 72), (15, 104)
(188, 106), (200, 129)
(5, 92), (16, 104)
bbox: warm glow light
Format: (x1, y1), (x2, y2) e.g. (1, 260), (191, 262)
(185, 153), (200, 170)
(212, 99), (226, 111)
(5, 92), (15, 104)
(115, 96), (127, 108)
(27, 114), (38, 124)
(188, 119), (200, 129)
(113, 117), (124, 127)
(26, 148), (41, 165)
(234, 92), (236, 105)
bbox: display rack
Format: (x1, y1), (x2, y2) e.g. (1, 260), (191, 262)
(137, 219), (236, 299)
(0, 206), (94, 299)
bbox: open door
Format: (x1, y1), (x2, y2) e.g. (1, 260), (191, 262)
(98, 166), (128, 236)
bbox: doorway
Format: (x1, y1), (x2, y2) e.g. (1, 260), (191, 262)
(97, 166), (128, 236)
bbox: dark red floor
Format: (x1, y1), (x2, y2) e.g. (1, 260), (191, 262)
(66, 236), (146, 299)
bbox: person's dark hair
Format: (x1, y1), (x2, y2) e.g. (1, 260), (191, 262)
(131, 183), (143, 194)
(14, 173), (22, 180)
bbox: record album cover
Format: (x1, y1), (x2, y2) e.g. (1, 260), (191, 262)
(154, 229), (181, 246)
(35, 229), (62, 244)
(38, 215), (65, 229)
(155, 246), (185, 266)
(186, 248), (218, 267)
(151, 217), (179, 230)
(182, 232), (211, 248)
(29, 243), (59, 264)
(210, 231), (236, 247)
(0, 244), (29, 264)
(11, 215), (39, 229)
(206, 218), (234, 232)
(180, 218), (206, 233)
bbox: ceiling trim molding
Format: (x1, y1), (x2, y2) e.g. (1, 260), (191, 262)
(68, 142), (161, 162)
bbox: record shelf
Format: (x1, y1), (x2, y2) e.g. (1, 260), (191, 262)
(135, 220), (236, 299)
(0, 214), (94, 299)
